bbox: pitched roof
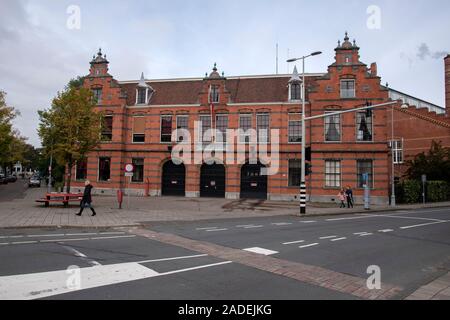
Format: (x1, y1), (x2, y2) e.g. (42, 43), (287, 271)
(119, 74), (322, 106)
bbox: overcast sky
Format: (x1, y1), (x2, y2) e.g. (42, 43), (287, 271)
(0, 0), (449, 147)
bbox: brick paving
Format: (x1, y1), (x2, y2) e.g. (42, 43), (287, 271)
(406, 272), (450, 300)
(0, 187), (449, 229)
(126, 227), (403, 300)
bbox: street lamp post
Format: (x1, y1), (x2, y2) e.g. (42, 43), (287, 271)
(391, 105), (396, 206)
(287, 52), (322, 215)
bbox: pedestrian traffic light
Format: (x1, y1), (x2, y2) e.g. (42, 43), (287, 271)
(305, 147), (312, 162)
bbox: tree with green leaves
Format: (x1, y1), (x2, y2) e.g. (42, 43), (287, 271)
(405, 141), (450, 182)
(0, 91), (20, 170)
(38, 82), (103, 193)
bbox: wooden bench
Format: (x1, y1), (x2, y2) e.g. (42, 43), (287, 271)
(36, 193), (83, 208)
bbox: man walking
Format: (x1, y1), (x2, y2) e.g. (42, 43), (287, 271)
(76, 180), (97, 216)
(345, 186), (354, 209)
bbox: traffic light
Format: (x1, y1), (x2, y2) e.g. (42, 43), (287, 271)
(305, 162), (312, 176)
(365, 101), (373, 118)
(305, 147), (312, 162)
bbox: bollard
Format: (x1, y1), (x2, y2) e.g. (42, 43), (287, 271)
(117, 189), (123, 209)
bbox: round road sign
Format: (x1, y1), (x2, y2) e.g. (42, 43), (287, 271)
(125, 164), (134, 173)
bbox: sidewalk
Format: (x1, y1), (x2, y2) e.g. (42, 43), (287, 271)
(406, 272), (450, 300)
(0, 187), (449, 229)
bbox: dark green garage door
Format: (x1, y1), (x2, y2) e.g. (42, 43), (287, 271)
(200, 163), (226, 198)
(240, 162), (267, 200)
(162, 161), (186, 196)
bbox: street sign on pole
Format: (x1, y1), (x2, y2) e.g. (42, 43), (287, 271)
(422, 175), (427, 205)
(125, 164), (134, 173)
(125, 172), (134, 177)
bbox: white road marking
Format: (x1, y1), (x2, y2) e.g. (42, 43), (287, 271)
(378, 229), (394, 233)
(358, 233), (373, 237)
(331, 237), (347, 242)
(11, 241), (38, 245)
(354, 232), (370, 235)
(40, 238), (91, 243)
(137, 254), (208, 264)
(98, 232), (125, 235)
(299, 243), (319, 249)
(319, 236), (337, 240)
(205, 228), (228, 232)
(326, 215), (375, 221)
(282, 240), (305, 245)
(61, 245), (101, 267)
(0, 259), (232, 300)
(400, 221), (449, 230)
(65, 233), (98, 237)
(158, 261), (233, 276)
(243, 225), (263, 229)
(27, 234), (66, 238)
(236, 225), (260, 228)
(243, 247), (279, 256)
(196, 227), (219, 231)
(271, 223), (293, 226)
(300, 221), (317, 224)
(365, 214), (446, 222)
(89, 235), (136, 241)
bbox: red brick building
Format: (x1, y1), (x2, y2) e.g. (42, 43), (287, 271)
(71, 34), (450, 205)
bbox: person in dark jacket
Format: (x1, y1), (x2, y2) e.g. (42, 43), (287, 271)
(76, 180), (97, 216)
(345, 186), (354, 208)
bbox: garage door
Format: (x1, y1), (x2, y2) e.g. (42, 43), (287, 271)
(240, 162), (267, 200)
(200, 163), (226, 198)
(161, 161), (186, 196)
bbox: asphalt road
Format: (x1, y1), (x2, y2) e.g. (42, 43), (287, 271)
(0, 206), (449, 300)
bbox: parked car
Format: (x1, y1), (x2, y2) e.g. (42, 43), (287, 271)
(6, 175), (17, 183)
(28, 175), (41, 188)
(0, 174), (7, 185)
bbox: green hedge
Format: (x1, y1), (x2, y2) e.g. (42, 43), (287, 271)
(427, 181), (450, 203)
(396, 180), (450, 204)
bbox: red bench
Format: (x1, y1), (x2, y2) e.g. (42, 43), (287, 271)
(36, 193), (83, 208)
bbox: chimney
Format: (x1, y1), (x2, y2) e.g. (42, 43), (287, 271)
(445, 54), (450, 116)
(370, 62), (378, 77)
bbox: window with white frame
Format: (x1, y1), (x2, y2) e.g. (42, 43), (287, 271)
(239, 114), (252, 143)
(136, 88), (147, 105)
(288, 113), (302, 143)
(392, 139), (404, 164)
(340, 79), (355, 98)
(325, 160), (341, 188)
(357, 160), (373, 188)
(132, 116), (145, 143)
(209, 85), (219, 103)
(288, 159), (301, 187)
(160, 115), (173, 143)
(199, 115), (212, 143)
(92, 88), (103, 105)
(325, 112), (341, 142)
(290, 83), (301, 101)
(176, 115), (189, 143)
(356, 111), (373, 142)
(216, 114), (228, 143)
(256, 113), (270, 143)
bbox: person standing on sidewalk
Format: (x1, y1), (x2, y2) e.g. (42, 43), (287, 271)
(337, 189), (346, 208)
(345, 186), (354, 208)
(76, 180), (97, 217)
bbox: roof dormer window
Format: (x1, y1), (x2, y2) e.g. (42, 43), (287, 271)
(137, 88), (147, 105)
(209, 85), (220, 103)
(135, 72), (154, 106)
(288, 66), (302, 101)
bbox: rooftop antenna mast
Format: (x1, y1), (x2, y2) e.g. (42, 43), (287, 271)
(276, 43), (279, 74)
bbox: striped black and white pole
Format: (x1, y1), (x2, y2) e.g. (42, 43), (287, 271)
(300, 182), (307, 214)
